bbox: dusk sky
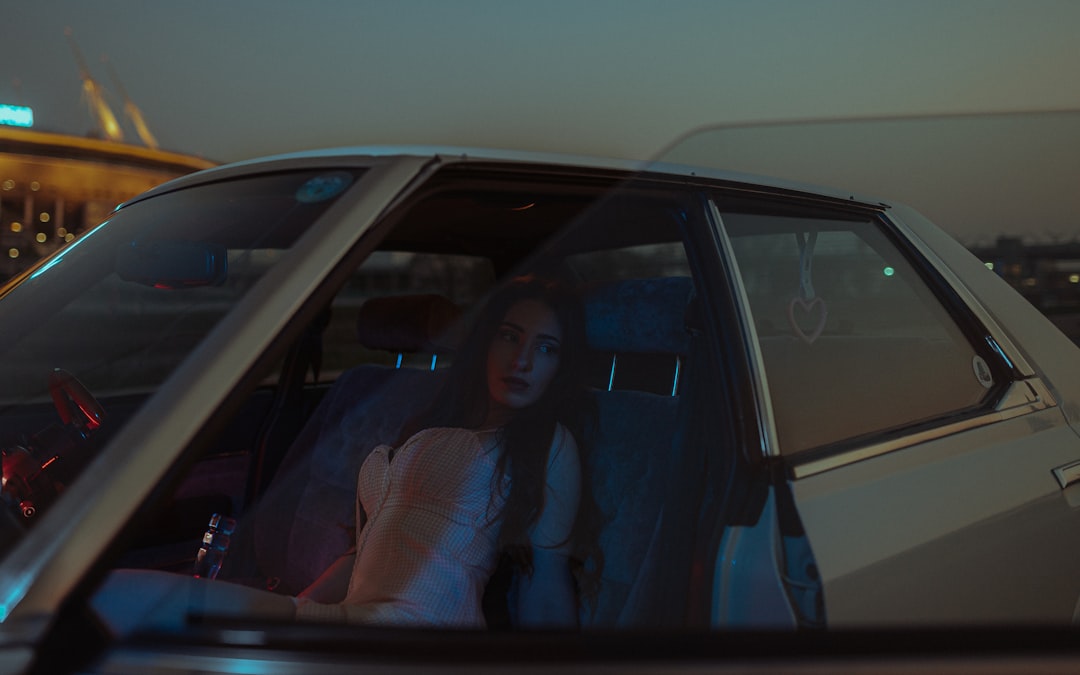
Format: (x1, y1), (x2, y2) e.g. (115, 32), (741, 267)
(5, 1), (1080, 242)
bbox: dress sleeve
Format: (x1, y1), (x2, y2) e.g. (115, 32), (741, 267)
(527, 424), (582, 553)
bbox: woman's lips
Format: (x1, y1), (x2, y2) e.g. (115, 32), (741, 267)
(502, 376), (529, 392)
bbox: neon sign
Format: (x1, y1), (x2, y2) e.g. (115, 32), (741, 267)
(0, 104), (34, 128)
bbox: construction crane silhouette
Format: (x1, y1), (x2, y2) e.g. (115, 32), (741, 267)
(102, 54), (159, 149)
(65, 27), (124, 142)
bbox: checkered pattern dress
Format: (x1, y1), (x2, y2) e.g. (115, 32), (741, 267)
(296, 427), (507, 626)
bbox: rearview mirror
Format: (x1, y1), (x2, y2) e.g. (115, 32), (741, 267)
(115, 239), (228, 289)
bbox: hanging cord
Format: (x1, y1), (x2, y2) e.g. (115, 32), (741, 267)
(787, 231), (828, 344)
(795, 231), (817, 301)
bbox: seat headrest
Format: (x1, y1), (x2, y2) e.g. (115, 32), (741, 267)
(356, 294), (463, 353)
(584, 277), (693, 355)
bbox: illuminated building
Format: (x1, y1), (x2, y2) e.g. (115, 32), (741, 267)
(972, 236), (1080, 342)
(0, 125), (214, 279)
(2, 33), (214, 279)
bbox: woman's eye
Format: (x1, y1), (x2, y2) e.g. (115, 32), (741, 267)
(498, 329), (519, 343)
(538, 343), (559, 356)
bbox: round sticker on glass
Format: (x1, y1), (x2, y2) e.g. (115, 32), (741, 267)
(972, 355), (994, 389)
(296, 172), (353, 203)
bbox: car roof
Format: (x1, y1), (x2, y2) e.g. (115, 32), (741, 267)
(125, 145), (890, 210)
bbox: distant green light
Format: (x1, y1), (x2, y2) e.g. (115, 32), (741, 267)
(883, 266), (895, 277)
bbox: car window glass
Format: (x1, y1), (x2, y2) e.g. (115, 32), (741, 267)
(0, 171), (361, 400)
(94, 175), (726, 638)
(718, 208), (994, 455)
(0, 169), (362, 553)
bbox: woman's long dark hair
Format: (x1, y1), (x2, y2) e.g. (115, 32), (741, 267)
(399, 274), (603, 604)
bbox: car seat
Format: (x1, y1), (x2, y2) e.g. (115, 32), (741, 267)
(239, 294), (461, 594)
(578, 276), (694, 627)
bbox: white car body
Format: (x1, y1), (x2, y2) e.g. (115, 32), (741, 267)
(0, 139), (1078, 672)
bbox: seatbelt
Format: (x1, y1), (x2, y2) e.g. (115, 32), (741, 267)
(245, 308), (331, 506)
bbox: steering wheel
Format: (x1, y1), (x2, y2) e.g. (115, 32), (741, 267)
(48, 368), (105, 436)
(0, 369), (106, 525)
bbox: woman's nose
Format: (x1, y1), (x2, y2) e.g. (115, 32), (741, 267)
(512, 345), (532, 371)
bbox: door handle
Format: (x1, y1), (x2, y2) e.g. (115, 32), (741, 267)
(1053, 460), (1080, 489)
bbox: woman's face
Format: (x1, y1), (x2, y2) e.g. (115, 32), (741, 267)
(485, 299), (563, 423)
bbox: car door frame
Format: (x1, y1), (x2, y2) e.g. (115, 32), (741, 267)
(696, 184), (872, 629)
(713, 192), (1080, 626)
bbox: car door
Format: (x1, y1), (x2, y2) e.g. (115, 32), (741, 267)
(711, 193), (1080, 626)
(0, 155), (437, 651)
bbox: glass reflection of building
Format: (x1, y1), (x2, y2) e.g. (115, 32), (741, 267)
(0, 126), (214, 281)
(971, 236), (1080, 342)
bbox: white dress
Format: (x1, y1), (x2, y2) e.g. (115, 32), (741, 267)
(294, 424), (579, 627)
(296, 427), (506, 626)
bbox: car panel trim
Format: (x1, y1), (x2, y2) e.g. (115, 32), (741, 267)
(705, 199), (780, 459)
(1052, 460), (1080, 490)
(791, 378), (1057, 479)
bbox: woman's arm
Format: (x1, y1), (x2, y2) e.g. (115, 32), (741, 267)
(515, 425), (582, 628)
(91, 569), (297, 637)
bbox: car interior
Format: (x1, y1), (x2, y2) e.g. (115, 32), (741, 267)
(80, 165), (724, 631)
(5, 160), (976, 636)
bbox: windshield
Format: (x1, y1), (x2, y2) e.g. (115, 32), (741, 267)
(0, 169), (361, 546)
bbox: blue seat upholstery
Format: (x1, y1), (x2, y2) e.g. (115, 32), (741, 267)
(579, 276), (694, 627)
(581, 389), (678, 625)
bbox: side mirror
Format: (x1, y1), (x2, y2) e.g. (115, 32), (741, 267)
(115, 239), (228, 289)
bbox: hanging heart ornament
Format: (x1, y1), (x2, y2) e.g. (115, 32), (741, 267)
(787, 296), (828, 344)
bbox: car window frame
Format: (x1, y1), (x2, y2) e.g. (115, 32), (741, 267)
(788, 208), (1055, 478)
(705, 189), (1053, 475)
